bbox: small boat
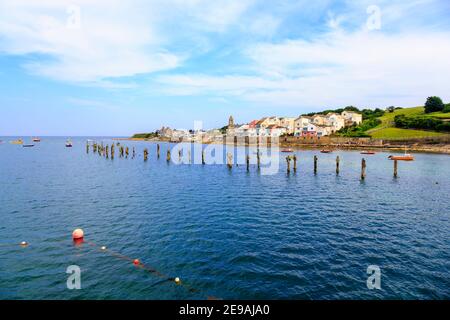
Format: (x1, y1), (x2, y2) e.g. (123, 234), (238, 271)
(32, 137), (41, 142)
(388, 147), (414, 161)
(320, 150), (332, 153)
(281, 148), (294, 153)
(361, 151), (376, 155)
(23, 144), (35, 148)
(65, 139), (73, 147)
(388, 154), (414, 161)
(10, 139), (23, 145)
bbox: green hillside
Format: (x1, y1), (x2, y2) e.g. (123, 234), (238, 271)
(366, 107), (450, 140)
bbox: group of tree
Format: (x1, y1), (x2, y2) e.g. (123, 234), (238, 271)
(335, 118), (381, 137)
(132, 132), (159, 139)
(424, 96), (450, 113)
(302, 105), (385, 120)
(394, 114), (450, 132)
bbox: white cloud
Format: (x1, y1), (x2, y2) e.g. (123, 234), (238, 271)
(0, 0), (181, 83)
(157, 28), (450, 108)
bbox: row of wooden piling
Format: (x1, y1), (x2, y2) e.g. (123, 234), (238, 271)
(87, 142), (401, 178)
(285, 155), (399, 179)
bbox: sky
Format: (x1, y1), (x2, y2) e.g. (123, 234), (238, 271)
(1, 0), (450, 136)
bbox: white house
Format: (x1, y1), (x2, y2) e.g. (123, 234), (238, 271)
(294, 116), (312, 136)
(266, 125), (287, 137)
(342, 111), (363, 125)
(326, 113), (346, 132)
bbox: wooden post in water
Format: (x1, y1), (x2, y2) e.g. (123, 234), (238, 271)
(111, 144), (115, 159)
(86, 142), (89, 154)
(157, 144), (160, 159)
(246, 155), (250, 171)
(286, 156), (291, 174)
(93, 143), (97, 153)
(256, 151), (260, 170)
(125, 147), (129, 158)
(120, 146), (124, 157)
(227, 153), (233, 169)
(361, 158), (366, 180)
(336, 156), (340, 175)
(314, 155), (318, 175)
(394, 160), (398, 178)
(202, 150), (206, 165)
(178, 149), (182, 162)
(143, 148), (148, 161)
(293, 155), (297, 173)
(166, 149), (171, 162)
(188, 150), (191, 164)
(106, 145), (109, 159)
(132, 147), (135, 159)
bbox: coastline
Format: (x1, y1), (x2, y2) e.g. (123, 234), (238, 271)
(113, 137), (450, 155)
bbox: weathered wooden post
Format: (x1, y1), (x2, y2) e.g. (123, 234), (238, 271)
(336, 156), (340, 175)
(314, 155), (318, 175)
(178, 149), (182, 162)
(106, 145), (109, 159)
(157, 144), (160, 159)
(111, 144), (115, 159)
(86, 142), (89, 154)
(202, 150), (206, 165)
(132, 147), (135, 159)
(93, 143), (97, 153)
(188, 150), (191, 164)
(143, 148), (148, 161)
(293, 155), (297, 173)
(286, 156), (291, 174)
(257, 151), (260, 170)
(125, 147), (129, 158)
(227, 152), (233, 169)
(120, 146), (124, 157)
(246, 155), (250, 171)
(394, 160), (398, 178)
(361, 158), (366, 180)
(166, 149), (171, 162)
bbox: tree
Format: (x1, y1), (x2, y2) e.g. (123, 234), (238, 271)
(387, 106), (395, 113)
(443, 104), (450, 113)
(424, 96), (444, 113)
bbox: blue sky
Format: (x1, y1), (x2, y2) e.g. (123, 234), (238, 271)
(1, 0), (450, 136)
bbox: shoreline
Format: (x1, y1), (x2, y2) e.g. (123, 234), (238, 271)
(113, 137), (450, 155)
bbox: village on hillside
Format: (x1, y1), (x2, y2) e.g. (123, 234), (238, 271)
(156, 111), (363, 142)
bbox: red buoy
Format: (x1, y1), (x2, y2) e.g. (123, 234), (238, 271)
(72, 229), (84, 240)
(133, 259), (140, 266)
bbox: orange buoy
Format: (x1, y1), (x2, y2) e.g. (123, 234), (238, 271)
(72, 229), (84, 240)
(20, 241), (28, 247)
(133, 259), (140, 266)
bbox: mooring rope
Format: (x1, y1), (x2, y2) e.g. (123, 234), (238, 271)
(0, 236), (218, 299)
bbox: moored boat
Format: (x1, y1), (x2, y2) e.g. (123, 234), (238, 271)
(65, 139), (73, 147)
(388, 147), (414, 161)
(281, 148), (293, 153)
(388, 154), (414, 161)
(23, 144), (35, 148)
(10, 139), (23, 145)
(361, 151), (376, 155)
(32, 137), (41, 142)
(320, 150), (332, 153)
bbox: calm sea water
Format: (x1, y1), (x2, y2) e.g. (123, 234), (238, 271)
(0, 137), (449, 300)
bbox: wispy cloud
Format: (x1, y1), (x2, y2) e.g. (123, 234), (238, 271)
(1, 0), (450, 112)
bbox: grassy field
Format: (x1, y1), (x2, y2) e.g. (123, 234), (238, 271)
(367, 107), (449, 139)
(369, 127), (446, 140)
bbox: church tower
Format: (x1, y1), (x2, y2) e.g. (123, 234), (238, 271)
(228, 115), (235, 129)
